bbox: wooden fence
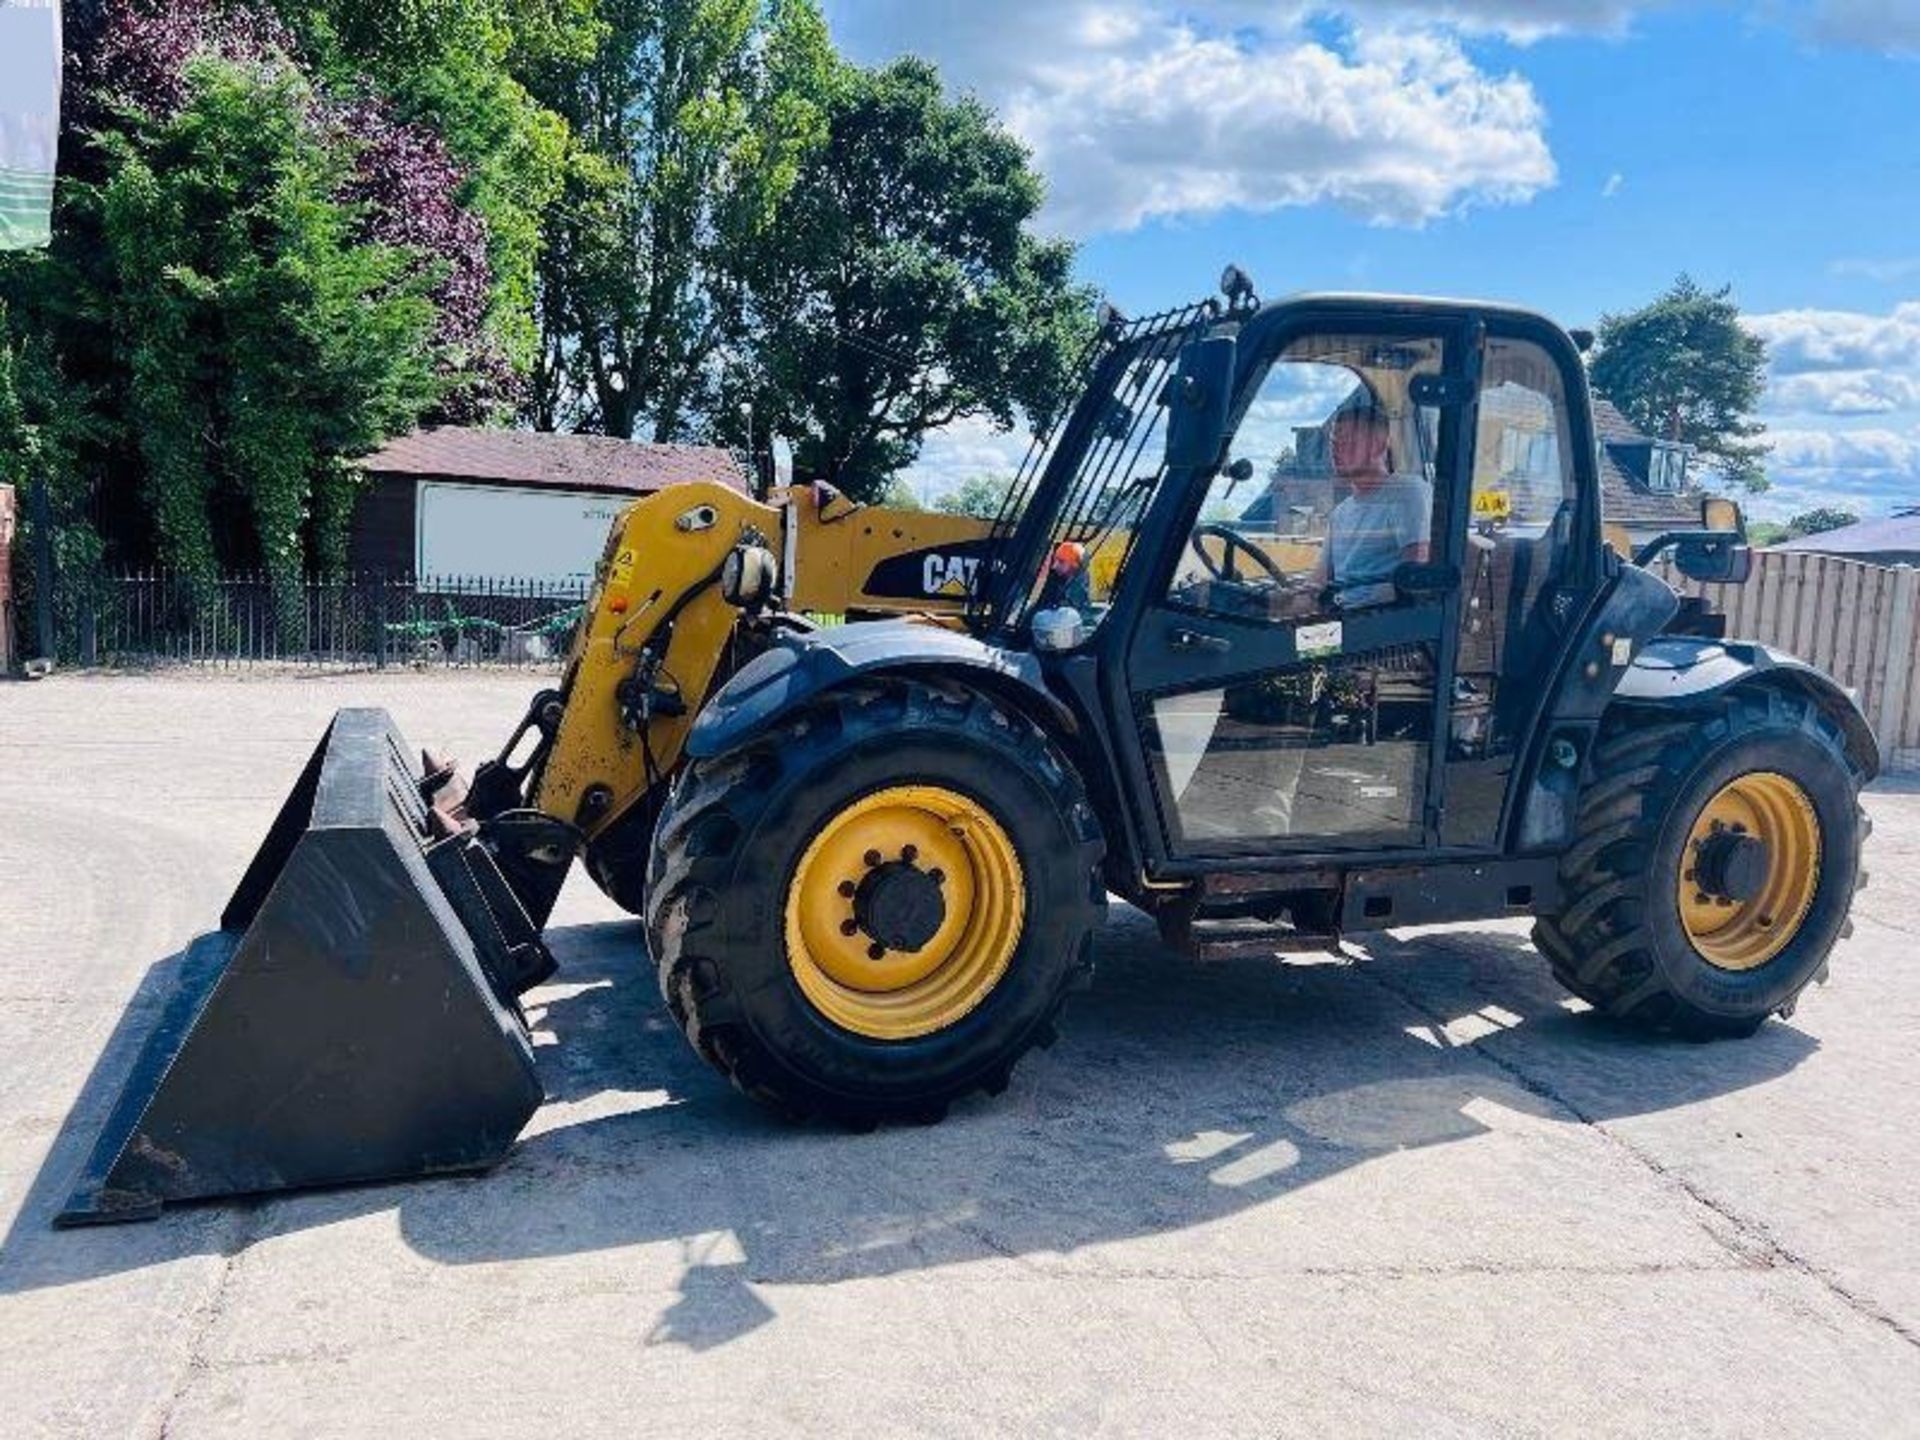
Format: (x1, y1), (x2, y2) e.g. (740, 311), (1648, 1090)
(1660, 550), (1920, 771)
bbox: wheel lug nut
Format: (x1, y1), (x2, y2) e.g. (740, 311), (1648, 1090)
(929, 868), (945, 885)
(867, 943), (887, 960)
(838, 880), (856, 898)
(902, 844), (918, 863)
(864, 849), (882, 868)
(841, 919), (860, 936)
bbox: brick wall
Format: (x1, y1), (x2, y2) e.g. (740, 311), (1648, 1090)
(0, 484), (14, 672)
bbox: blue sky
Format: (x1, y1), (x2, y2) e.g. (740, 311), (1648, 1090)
(823, 1), (1920, 519)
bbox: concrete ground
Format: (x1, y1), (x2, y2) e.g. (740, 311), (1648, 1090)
(1, 670), (1917, 1438)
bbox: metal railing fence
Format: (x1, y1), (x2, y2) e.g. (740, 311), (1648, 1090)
(44, 571), (589, 670)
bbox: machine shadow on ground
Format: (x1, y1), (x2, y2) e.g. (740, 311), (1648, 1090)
(1, 908), (1817, 1348)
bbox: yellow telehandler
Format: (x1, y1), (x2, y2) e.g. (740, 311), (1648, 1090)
(61, 277), (1876, 1224)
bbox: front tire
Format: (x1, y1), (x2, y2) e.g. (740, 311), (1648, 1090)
(645, 680), (1105, 1124)
(1535, 687), (1868, 1037)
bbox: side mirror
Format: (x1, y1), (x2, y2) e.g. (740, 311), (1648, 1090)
(1633, 529), (1753, 583)
(1163, 334), (1235, 471)
(1673, 534), (1752, 584)
(1393, 561), (1461, 602)
(1701, 495), (1743, 534)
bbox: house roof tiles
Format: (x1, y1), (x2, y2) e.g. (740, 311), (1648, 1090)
(359, 427), (749, 495)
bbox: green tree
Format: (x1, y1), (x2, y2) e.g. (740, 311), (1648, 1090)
(734, 58), (1095, 501)
(527, 0), (833, 438)
(87, 59), (441, 595)
(877, 475), (921, 510)
(1590, 275), (1772, 492)
(934, 474), (1012, 520)
(1786, 507), (1859, 538)
(0, 296), (108, 649)
(269, 0), (585, 377)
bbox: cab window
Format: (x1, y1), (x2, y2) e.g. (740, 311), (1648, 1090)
(1166, 333), (1443, 624)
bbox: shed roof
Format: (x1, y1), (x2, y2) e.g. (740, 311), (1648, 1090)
(359, 427), (748, 495)
(1774, 510), (1920, 557)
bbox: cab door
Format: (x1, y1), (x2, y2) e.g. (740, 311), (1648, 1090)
(1116, 319), (1475, 866)
(1438, 329), (1601, 846)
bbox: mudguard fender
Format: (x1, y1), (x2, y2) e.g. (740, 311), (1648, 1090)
(1614, 635), (1881, 775)
(686, 618), (1074, 760)
(1516, 620), (1882, 851)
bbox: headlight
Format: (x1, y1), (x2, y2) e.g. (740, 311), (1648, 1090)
(721, 543), (780, 610)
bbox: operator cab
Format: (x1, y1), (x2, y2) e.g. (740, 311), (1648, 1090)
(984, 282), (1601, 880)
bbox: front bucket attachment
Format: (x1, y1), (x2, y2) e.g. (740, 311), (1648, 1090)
(58, 709), (546, 1226)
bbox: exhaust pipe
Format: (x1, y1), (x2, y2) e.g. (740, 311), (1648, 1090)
(58, 710), (549, 1226)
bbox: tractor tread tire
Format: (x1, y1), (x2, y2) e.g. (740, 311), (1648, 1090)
(1535, 686), (1868, 1039)
(645, 678), (1104, 1125)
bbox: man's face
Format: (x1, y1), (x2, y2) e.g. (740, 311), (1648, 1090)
(1331, 414), (1390, 483)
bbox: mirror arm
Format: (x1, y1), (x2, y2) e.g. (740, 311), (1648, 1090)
(1631, 531), (1688, 568)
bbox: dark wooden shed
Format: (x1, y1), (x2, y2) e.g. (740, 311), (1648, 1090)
(347, 429), (749, 579)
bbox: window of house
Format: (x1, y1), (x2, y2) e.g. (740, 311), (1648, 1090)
(1646, 445), (1685, 493)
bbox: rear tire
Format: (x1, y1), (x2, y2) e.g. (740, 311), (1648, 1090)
(645, 679), (1105, 1124)
(1535, 687), (1867, 1037)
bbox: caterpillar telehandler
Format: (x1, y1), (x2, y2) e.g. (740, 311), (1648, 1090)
(61, 274), (1877, 1225)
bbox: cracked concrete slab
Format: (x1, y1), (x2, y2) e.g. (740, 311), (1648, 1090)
(2, 673), (1917, 1437)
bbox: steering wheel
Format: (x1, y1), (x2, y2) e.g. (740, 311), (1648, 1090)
(1190, 523), (1292, 589)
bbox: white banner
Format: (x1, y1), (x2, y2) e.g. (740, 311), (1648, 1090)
(0, 1), (61, 251)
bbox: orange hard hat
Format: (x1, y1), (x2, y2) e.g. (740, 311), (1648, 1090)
(1052, 541), (1085, 570)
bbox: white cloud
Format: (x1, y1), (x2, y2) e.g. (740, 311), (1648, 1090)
(1601, 171), (1625, 198)
(1233, 366), (1365, 464)
(1748, 301), (1920, 378)
(1747, 300), (1920, 515)
(1830, 256), (1920, 283)
(1800, 0), (1920, 55)
(1755, 425), (1920, 518)
(1768, 426), (1920, 473)
(1338, 1), (1648, 40)
(823, 3), (1557, 235)
(1766, 370), (1920, 416)
(896, 414), (1035, 505)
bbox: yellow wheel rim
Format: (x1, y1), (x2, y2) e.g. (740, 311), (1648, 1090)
(784, 785), (1026, 1040)
(1677, 771), (1822, 972)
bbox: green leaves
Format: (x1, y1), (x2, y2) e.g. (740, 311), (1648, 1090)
(1785, 507), (1859, 538)
(733, 57), (1095, 500)
(1591, 274), (1772, 493)
(934, 475), (1014, 520)
(80, 58), (441, 584)
(526, 0), (837, 438)
(4, 0), (1096, 598)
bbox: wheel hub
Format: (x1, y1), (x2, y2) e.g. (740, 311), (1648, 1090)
(854, 860), (947, 954)
(1692, 830), (1770, 905)
(784, 785), (1027, 1041)
(1677, 771), (1822, 973)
